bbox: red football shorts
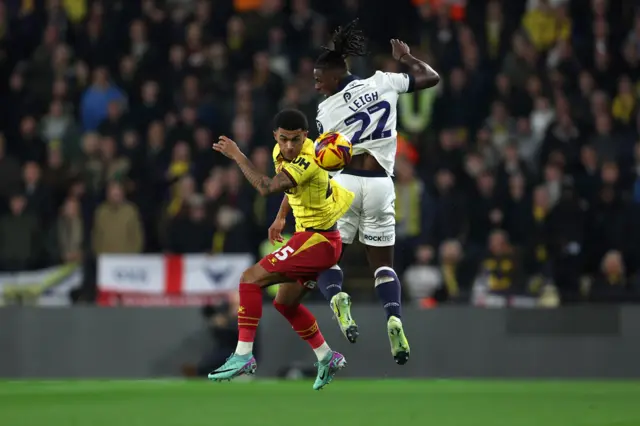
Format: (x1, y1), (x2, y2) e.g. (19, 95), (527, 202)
(259, 230), (342, 284)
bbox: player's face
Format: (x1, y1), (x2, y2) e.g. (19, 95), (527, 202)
(313, 68), (339, 96)
(274, 128), (308, 160)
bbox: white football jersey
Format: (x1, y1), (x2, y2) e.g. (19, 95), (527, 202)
(316, 71), (413, 176)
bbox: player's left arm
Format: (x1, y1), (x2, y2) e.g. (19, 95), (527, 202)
(390, 39), (440, 91)
(213, 136), (296, 196)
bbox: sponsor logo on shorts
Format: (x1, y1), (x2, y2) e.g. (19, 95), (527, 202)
(363, 234), (394, 242)
(303, 280), (317, 289)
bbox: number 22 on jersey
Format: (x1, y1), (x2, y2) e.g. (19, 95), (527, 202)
(343, 100), (392, 145)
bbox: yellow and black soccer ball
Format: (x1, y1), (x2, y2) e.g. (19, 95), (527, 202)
(314, 132), (353, 171)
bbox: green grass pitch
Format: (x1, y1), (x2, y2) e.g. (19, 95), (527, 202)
(1, 379), (639, 426)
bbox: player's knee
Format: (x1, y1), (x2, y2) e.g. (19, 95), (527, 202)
(273, 284), (303, 307)
(272, 298), (297, 315)
(374, 266), (399, 286)
(240, 264), (264, 285)
(366, 246), (394, 273)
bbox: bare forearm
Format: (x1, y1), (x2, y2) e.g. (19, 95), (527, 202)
(400, 54), (440, 89)
(235, 154), (271, 195)
(276, 195), (291, 220)
(235, 155), (294, 196)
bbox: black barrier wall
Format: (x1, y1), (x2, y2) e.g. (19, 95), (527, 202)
(1, 306), (639, 378)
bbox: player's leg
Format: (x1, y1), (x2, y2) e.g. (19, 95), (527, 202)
(316, 173), (361, 342)
(273, 283), (346, 390)
(273, 283), (331, 360)
(322, 258), (359, 344)
(365, 244), (410, 365)
(208, 263), (290, 381)
(360, 176), (410, 365)
(316, 173), (360, 304)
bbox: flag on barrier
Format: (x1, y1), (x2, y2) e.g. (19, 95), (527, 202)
(97, 254), (253, 306)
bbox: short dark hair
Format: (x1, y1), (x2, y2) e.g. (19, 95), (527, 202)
(273, 109), (308, 131)
(315, 19), (368, 70)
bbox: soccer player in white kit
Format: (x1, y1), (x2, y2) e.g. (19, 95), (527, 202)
(313, 20), (440, 365)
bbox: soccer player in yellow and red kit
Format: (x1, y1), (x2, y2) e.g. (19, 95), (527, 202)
(208, 109), (355, 390)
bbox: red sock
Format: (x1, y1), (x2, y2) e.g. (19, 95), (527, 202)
(273, 301), (326, 349)
(237, 283), (262, 343)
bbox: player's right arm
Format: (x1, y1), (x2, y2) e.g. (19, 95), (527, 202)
(390, 39), (440, 91)
(214, 136), (297, 196)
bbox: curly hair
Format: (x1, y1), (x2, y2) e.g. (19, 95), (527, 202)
(315, 19), (368, 69)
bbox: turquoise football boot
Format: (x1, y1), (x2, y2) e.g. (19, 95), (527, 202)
(312, 351), (346, 390)
(207, 353), (257, 381)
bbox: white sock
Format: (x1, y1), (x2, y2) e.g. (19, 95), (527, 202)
(235, 341), (253, 356)
(313, 342), (331, 361)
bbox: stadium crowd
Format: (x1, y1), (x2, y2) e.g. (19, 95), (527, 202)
(1, 0), (640, 305)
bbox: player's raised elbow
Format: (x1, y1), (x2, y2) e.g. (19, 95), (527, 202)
(429, 72), (441, 87)
(415, 72), (440, 90)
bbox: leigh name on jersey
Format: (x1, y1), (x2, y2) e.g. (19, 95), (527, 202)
(344, 91), (379, 112)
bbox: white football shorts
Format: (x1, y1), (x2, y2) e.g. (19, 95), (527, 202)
(332, 172), (396, 247)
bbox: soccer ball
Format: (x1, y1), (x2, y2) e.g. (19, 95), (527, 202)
(314, 132), (353, 171)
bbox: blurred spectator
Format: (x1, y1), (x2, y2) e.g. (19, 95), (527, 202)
(100, 135), (131, 184)
(131, 81), (164, 134)
(43, 147), (72, 208)
(394, 157), (434, 274)
(0, 195), (40, 271)
(167, 194), (214, 254)
(587, 250), (640, 302)
(472, 229), (527, 305)
(547, 182), (586, 298)
(612, 75), (636, 127)
(468, 171), (503, 252)
(193, 127), (215, 185)
(0, 135), (22, 201)
(97, 100), (129, 138)
(522, 0), (569, 52)
(55, 197), (84, 264)
(92, 182), (144, 255)
(40, 100), (78, 145)
(523, 186), (552, 277)
(80, 67), (126, 131)
(213, 167), (257, 253)
(503, 173), (529, 245)
(428, 168), (467, 252)
(405, 239), (474, 305)
(22, 161), (53, 224)
(501, 33), (537, 89)
(16, 116), (47, 165)
(203, 170), (225, 220)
